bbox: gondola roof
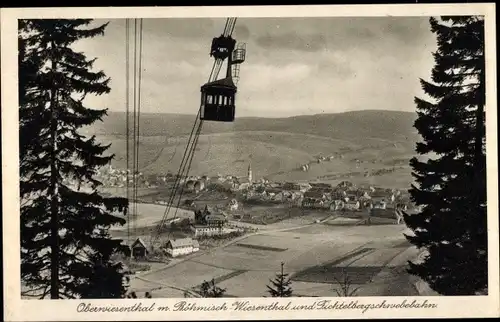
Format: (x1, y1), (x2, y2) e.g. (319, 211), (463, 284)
(201, 77), (236, 90)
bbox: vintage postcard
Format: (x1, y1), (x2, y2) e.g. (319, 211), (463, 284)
(1, 3), (499, 321)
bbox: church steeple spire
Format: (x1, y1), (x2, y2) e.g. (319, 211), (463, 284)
(247, 162), (253, 183)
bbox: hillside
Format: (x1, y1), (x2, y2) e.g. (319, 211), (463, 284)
(83, 110), (418, 142)
(83, 110), (419, 188)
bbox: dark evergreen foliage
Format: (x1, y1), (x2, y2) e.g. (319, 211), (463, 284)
(266, 262), (293, 297)
(198, 279), (227, 298)
(403, 16), (487, 295)
(19, 19), (129, 299)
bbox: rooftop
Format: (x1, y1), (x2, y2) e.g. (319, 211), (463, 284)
(131, 238), (148, 249)
(370, 208), (400, 218)
(192, 224), (222, 229)
(205, 213), (228, 221)
(167, 237), (198, 248)
(202, 77), (236, 90)
(304, 190), (325, 198)
(310, 182), (332, 187)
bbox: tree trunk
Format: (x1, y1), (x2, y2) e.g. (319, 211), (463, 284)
(49, 52), (59, 299)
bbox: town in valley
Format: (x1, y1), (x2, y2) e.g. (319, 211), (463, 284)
(98, 149), (422, 298)
(16, 13), (488, 303)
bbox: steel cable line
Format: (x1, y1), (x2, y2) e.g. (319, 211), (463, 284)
(125, 18), (131, 246)
(165, 121), (203, 244)
(134, 18), (144, 238)
(149, 112), (201, 246)
(151, 119), (201, 240)
(150, 60), (218, 246)
(125, 18), (144, 247)
(150, 17), (238, 248)
(152, 17), (238, 233)
(132, 19), (137, 233)
(132, 19), (138, 238)
(152, 122), (202, 246)
(223, 18), (230, 36)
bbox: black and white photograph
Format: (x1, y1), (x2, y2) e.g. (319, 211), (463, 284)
(2, 4), (499, 321)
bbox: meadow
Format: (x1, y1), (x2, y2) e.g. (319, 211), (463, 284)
(134, 223), (419, 298)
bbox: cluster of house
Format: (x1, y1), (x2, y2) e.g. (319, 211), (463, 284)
(97, 165), (211, 189)
(316, 155), (339, 163)
(129, 236), (201, 259)
(127, 205), (245, 260)
(299, 154), (344, 172)
(244, 182), (310, 204)
(241, 180), (411, 213)
(177, 163), (264, 194)
(96, 162), (256, 194)
(300, 164), (310, 172)
(95, 165), (151, 188)
(186, 163), (257, 192)
(191, 206), (244, 237)
(301, 181), (411, 212)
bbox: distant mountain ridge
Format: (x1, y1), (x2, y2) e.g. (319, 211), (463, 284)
(84, 110), (418, 142)
(85, 110), (419, 188)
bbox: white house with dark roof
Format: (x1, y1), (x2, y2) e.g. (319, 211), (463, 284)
(185, 180), (196, 192)
(190, 224), (242, 237)
(344, 200), (361, 211)
(228, 198), (239, 211)
(165, 238), (200, 257)
(204, 213), (228, 226)
(370, 188), (395, 199)
(337, 181), (355, 189)
(373, 199), (388, 209)
(194, 179), (206, 193)
(298, 183), (312, 192)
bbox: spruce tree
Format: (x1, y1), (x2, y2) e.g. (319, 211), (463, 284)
(266, 262), (293, 297)
(403, 16), (487, 295)
(19, 19), (129, 299)
(198, 279), (227, 298)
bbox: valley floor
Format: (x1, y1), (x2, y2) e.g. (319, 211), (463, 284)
(129, 219), (422, 298)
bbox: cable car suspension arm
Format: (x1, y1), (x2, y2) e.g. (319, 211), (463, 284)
(150, 17), (238, 247)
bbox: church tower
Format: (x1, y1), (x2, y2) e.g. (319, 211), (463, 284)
(247, 162), (253, 183)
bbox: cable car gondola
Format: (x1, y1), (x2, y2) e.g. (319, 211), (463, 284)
(200, 77), (236, 122)
(200, 33), (246, 123)
(150, 18), (243, 248)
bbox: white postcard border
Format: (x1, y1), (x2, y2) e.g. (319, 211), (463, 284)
(1, 4), (498, 321)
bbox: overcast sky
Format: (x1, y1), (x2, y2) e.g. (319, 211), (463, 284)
(74, 17), (437, 118)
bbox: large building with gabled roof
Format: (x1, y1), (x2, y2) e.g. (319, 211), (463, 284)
(165, 237), (200, 257)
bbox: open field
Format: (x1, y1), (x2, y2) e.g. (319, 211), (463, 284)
(132, 222), (419, 297)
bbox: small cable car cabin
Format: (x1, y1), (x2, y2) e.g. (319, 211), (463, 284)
(232, 43), (246, 64)
(210, 35), (236, 60)
(200, 77), (236, 122)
